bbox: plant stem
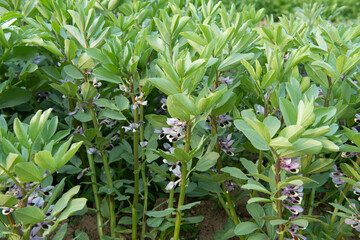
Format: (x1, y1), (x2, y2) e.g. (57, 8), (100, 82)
(89, 109), (115, 238)
(324, 76), (332, 107)
(173, 123), (191, 240)
(271, 148), (284, 236)
(131, 96), (140, 240)
(307, 188), (316, 216)
(210, 115), (242, 230)
(258, 150), (263, 174)
(140, 105), (148, 240)
(82, 122), (104, 240)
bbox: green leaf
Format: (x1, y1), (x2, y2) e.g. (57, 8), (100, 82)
(246, 203), (265, 227)
(13, 118), (29, 148)
(0, 87), (31, 109)
(14, 206), (44, 225)
(221, 167), (248, 180)
(280, 138), (322, 158)
(242, 183), (271, 195)
(15, 162), (42, 182)
(98, 110), (126, 121)
(35, 150), (56, 172)
(58, 198), (87, 221)
(305, 64), (328, 88)
(167, 94), (199, 120)
(0, 194), (18, 207)
(219, 53), (255, 71)
(52, 223), (68, 240)
(78, 53), (94, 69)
(93, 67), (122, 84)
(234, 222), (259, 236)
(261, 70), (276, 89)
(93, 98), (118, 110)
(263, 116), (280, 138)
(145, 114), (168, 129)
(312, 61), (337, 79)
(148, 77), (179, 95)
(64, 25), (87, 48)
(146, 35), (165, 52)
(195, 152), (219, 172)
(114, 95), (129, 111)
(214, 27), (234, 56)
(234, 120), (269, 150)
(269, 137), (292, 149)
(81, 82), (97, 101)
(178, 201), (201, 211)
(279, 98), (297, 126)
(146, 208), (175, 218)
(63, 65), (83, 79)
(51, 186), (81, 217)
(56, 142), (83, 169)
(65, 39), (77, 61)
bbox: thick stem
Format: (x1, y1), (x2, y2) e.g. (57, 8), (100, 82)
(324, 76), (332, 107)
(307, 188), (316, 216)
(173, 123), (191, 240)
(89, 109), (115, 238)
(82, 123), (104, 239)
(272, 148), (284, 235)
(131, 97), (140, 240)
(140, 105), (148, 240)
(257, 151), (263, 174)
(211, 116), (242, 230)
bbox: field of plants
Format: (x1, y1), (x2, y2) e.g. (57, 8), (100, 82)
(1, 0), (360, 239)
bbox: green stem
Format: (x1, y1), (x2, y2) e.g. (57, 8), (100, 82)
(140, 105), (148, 240)
(271, 148), (284, 236)
(324, 76), (332, 107)
(89, 109), (115, 238)
(82, 122), (104, 240)
(258, 151), (263, 174)
(131, 96), (140, 240)
(211, 115), (242, 233)
(173, 123), (191, 240)
(307, 188), (316, 216)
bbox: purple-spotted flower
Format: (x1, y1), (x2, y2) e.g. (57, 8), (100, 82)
(344, 203), (360, 232)
(218, 76), (233, 85)
(285, 224), (307, 240)
(154, 118), (186, 142)
(163, 159), (181, 178)
(216, 115), (232, 128)
(282, 185), (304, 205)
(219, 134), (236, 156)
(280, 158), (301, 174)
(330, 165), (345, 187)
(165, 179), (181, 191)
(133, 93), (148, 109)
(122, 123), (139, 132)
(161, 98), (167, 110)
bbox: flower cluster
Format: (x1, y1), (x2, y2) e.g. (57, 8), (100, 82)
(280, 157), (305, 239)
(219, 134), (236, 156)
(284, 224), (306, 240)
(122, 123), (140, 132)
(154, 118), (186, 143)
(218, 76), (233, 85)
(162, 143), (182, 190)
(133, 92), (148, 109)
(344, 203), (360, 232)
(280, 157), (301, 174)
(216, 115), (232, 128)
(330, 165), (345, 188)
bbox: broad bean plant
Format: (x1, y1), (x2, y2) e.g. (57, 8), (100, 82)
(1, 0), (360, 240)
